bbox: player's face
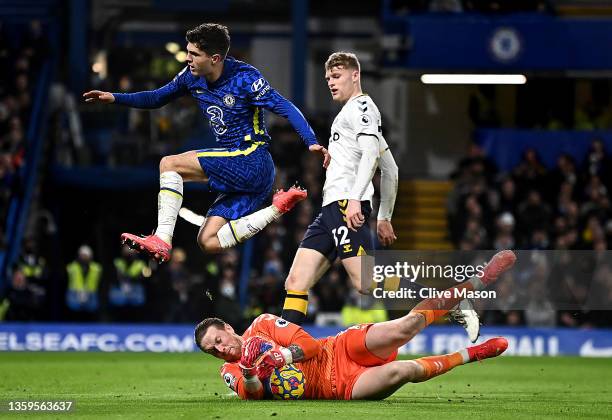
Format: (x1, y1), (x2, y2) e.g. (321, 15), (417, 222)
(200, 325), (242, 362)
(325, 65), (358, 103)
(185, 42), (221, 77)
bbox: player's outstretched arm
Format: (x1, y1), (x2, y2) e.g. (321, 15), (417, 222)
(83, 85), (181, 109)
(84, 68), (188, 109)
(377, 149), (399, 246)
(83, 90), (115, 104)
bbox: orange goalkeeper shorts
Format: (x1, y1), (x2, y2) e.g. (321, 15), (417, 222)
(333, 323), (398, 400)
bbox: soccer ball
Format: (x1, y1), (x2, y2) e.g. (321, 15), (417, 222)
(266, 364), (306, 400)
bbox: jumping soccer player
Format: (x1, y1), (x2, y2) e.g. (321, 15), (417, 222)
(83, 23), (329, 262)
(278, 52), (480, 341)
(195, 250), (515, 400)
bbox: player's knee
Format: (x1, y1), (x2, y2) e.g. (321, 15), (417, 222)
(399, 313), (425, 340)
(386, 362), (418, 385)
(284, 272), (308, 292)
(197, 232), (222, 254)
(159, 155), (175, 172)
(356, 286), (371, 295)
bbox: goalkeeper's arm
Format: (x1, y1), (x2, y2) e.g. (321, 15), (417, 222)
(220, 363), (265, 400)
(253, 321), (322, 378)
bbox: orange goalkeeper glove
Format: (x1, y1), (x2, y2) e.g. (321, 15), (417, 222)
(239, 336), (273, 378)
(255, 344), (293, 379)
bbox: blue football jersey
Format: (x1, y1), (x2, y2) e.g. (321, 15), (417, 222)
(113, 57), (317, 149)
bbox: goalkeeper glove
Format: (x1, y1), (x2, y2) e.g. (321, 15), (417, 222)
(239, 336), (273, 378)
(255, 344), (293, 379)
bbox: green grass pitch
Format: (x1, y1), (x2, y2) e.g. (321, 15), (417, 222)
(2, 352), (611, 419)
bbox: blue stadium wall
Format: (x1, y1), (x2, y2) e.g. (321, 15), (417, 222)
(0, 324), (611, 357)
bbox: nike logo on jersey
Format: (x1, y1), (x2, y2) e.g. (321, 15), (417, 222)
(195, 89), (205, 94)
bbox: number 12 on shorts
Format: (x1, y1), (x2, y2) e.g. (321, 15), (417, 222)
(332, 226), (350, 246)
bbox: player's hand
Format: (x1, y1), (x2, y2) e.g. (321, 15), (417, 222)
(309, 144), (330, 169)
(255, 345), (291, 380)
(346, 199), (365, 232)
(83, 90), (115, 104)
(239, 336), (273, 376)
(377, 220), (397, 247)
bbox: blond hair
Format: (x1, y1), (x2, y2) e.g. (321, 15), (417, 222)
(325, 51), (360, 72)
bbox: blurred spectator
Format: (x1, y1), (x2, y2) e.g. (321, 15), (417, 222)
(163, 248), (195, 323)
(109, 245), (148, 321)
(16, 237), (48, 318)
(5, 266), (45, 321)
(341, 290), (388, 326)
(580, 180), (611, 223)
(517, 190), (551, 244)
(584, 139), (611, 183)
(513, 148), (547, 195)
(493, 212), (515, 250)
(214, 266), (245, 331)
(546, 153), (578, 203)
(18, 237), (47, 283)
(495, 177), (519, 216)
(65, 245), (101, 318)
(314, 267), (348, 313)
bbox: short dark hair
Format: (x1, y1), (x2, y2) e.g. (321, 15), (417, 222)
(186, 23), (230, 58)
(194, 317), (226, 352)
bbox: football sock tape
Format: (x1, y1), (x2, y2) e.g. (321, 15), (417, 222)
(155, 171), (183, 244)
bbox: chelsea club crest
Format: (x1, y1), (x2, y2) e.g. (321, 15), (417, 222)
(223, 94), (235, 107)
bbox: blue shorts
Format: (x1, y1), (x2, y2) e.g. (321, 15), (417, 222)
(299, 200), (373, 261)
(197, 142), (275, 220)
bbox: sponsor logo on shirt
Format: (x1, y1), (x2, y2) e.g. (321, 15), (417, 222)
(251, 77), (271, 100)
(255, 85), (270, 100)
(251, 78), (266, 92)
(206, 106), (227, 136)
(360, 114), (371, 125)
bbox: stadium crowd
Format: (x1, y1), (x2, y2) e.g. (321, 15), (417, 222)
(0, 21), (45, 251)
(448, 141), (612, 327)
(0, 20), (50, 321)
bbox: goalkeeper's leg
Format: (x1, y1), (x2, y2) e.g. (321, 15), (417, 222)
(364, 250), (516, 361)
(351, 338), (508, 400)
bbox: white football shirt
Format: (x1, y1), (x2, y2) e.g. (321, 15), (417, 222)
(322, 94), (389, 206)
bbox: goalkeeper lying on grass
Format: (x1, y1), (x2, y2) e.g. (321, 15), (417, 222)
(195, 250), (516, 400)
